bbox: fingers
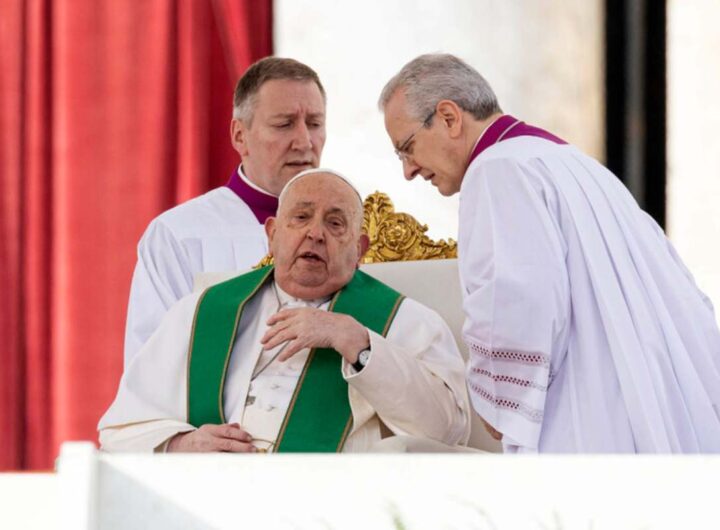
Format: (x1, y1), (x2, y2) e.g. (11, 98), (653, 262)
(261, 318), (293, 345)
(168, 423), (261, 452)
(276, 340), (305, 362)
(208, 424), (265, 453)
(265, 307), (301, 326)
(216, 439), (257, 453)
(261, 326), (296, 350)
(205, 423), (252, 443)
(204, 423), (257, 452)
(262, 308), (307, 346)
(262, 308), (337, 358)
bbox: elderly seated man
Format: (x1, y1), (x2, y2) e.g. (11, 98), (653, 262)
(99, 168), (470, 453)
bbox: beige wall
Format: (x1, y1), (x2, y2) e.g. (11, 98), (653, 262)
(668, 0), (720, 317)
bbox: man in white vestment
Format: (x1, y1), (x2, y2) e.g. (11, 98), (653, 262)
(99, 169), (470, 453)
(379, 53), (720, 453)
(124, 57), (327, 367)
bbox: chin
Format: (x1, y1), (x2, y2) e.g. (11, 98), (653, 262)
(436, 185), (456, 197)
(285, 284), (335, 301)
(436, 179), (461, 197)
(282, 272), (327, 296)
(284, 163), (314, 176)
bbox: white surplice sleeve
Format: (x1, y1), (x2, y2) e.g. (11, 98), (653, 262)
(100, 291), (202, 452)
(459, 158), (570, 451)
(123, 219), (195, 368)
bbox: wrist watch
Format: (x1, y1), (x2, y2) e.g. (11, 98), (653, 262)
(352, 348), (371, 372)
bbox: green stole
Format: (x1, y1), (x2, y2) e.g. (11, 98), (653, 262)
(186, 265), (404, 452)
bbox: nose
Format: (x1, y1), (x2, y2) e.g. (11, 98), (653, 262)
(402, 158), (421, 181)
(305, 217), (325, 243)
(291, 121), (312, 151)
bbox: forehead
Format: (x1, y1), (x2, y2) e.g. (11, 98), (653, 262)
(383, 89), (416, 140)
(282, 174), (359, 213)
(254, 79), (326, 116)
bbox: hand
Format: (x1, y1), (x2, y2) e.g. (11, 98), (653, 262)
(261, 307), (370, 363)
(167, 423), (257, 453)
(481, 418), (503, 441)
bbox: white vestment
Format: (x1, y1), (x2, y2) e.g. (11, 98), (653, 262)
(100, 280), (470, 452)
(124, 167), (269, 367)
(460, 136), (720, 453)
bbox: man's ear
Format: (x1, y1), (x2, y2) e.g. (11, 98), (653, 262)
(264, 217), (276, 253)
(436, 100), (464, 139)
(357, 233), (370, 263)
(230, 119), (250, 157)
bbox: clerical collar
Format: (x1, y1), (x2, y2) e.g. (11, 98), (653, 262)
(467, 114), (568, 167)
(274, 282), (332, 309)
(225, 166), (279, 224)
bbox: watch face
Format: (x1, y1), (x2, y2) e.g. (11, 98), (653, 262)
(359, 349), (370, 366)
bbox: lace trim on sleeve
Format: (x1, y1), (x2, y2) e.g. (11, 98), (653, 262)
(471, 367), (548, 392)
(468, 381), (544, 423)
(470, 342), (550, 367)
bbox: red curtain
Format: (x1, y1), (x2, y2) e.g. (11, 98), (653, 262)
(0, 0), (272, 470)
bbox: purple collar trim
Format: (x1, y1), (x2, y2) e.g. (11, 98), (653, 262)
(225, 170), (278, 224)
(468, 114), (567, 166)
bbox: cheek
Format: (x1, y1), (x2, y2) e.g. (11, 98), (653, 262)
(335, 243), (360, 269)
(258, 132), (289, 155)
(312, 130), (327, 151)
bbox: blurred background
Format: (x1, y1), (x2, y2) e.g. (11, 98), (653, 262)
(1, 0), (718, 470)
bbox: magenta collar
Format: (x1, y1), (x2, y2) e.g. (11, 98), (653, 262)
(468, 115), (567, 166)
(225, 171), (278, 224)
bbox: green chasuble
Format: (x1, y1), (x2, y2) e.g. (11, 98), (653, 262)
(186, 266), (404, 452)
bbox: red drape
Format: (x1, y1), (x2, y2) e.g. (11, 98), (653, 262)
(0, 0), (272, 470)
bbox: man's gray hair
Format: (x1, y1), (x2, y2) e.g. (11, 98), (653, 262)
(378, 54), (502, 121)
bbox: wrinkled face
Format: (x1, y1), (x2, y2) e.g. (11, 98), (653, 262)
(383, 89), (465, 196)
(266, 173), (369, 299)
(231, 79), (326, 195)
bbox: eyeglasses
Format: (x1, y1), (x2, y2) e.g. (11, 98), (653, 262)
(394, 110), (436, 162)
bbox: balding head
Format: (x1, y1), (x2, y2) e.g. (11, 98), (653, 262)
(265, 170), (368, 299)
(279, 167), (362, 209)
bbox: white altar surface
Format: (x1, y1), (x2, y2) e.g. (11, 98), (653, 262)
(1, 442), (717, 529)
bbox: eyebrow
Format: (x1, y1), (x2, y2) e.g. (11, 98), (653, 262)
(290, 203), (350, 218)
(270, 112), (325, 120)
(292, 201), (315, 208)
(325, 207), (347, 217)
(394, 134), (409, 152)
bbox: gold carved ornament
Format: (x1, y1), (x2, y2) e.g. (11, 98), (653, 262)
(255, 191), (456, 267)
(360, 191), (456, 263)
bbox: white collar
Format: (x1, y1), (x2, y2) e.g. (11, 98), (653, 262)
(237, 165), (279, 198)
(273, 281), (332, 309)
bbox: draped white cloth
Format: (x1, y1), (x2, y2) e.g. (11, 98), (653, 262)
(124, 168), (268, 367)
(100, 281), (470, 452)
(460, 136), (720, 453)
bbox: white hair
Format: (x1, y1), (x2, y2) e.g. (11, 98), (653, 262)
(278, 168), (363, 210)
(378, 53), (501, 121)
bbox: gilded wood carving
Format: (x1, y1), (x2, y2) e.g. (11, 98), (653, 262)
(361, 191), (457, 263)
